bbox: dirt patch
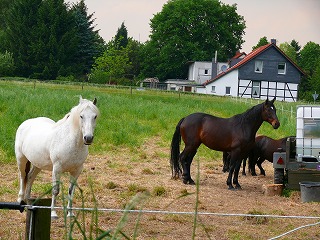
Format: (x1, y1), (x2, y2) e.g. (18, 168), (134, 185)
(0, 139), (319, 239)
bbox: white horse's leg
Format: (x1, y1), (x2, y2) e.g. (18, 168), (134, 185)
(25, 166), (41, 200)
(51, 168), (61, 219)
(67, 169), (82, 218)
(17, 156), (29, 203)
(67, 181), (76, 218)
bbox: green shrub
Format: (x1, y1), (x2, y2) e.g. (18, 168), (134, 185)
(0, 51), (15, 76)
(152, 186), (166, 196)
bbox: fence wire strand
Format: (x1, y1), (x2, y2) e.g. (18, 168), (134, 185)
(23, 204), (320, 220)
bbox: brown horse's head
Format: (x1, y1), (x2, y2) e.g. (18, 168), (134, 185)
(262, 97), (280, 129)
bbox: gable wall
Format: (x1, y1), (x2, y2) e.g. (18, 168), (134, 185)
(238, 47), (301, 84)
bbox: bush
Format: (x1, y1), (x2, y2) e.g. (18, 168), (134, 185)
(0, 51), (15, 76)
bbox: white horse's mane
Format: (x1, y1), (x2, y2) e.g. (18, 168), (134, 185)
(54, 98), (99, 128)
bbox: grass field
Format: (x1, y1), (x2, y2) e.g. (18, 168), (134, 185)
(0, 79), (297, 164)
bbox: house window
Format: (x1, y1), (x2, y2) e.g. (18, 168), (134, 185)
(204, 69), (209, 75)
(255, 60), (263, 73)
(211, 86), (216, 93)
(252, 81), (260, 98)
(278, 62), (286, 74)
(225, 87), (231, 95)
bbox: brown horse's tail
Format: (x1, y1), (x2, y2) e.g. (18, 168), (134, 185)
(170, 118), (184, 179)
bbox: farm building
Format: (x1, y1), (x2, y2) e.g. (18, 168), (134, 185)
(196, 40), (305, 102)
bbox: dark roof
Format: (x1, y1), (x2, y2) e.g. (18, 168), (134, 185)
(203, 43), (305, 86)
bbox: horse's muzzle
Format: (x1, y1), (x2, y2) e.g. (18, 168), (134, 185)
(272, 120), (280, 129)
(84, 135), (94, 145)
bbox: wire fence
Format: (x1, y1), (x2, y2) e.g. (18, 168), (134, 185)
(21, 204), (320, 240)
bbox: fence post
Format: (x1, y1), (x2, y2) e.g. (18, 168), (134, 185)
(25, 198), (51, 240)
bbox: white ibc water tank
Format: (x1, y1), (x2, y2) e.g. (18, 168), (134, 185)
(296, 106), (320, 159)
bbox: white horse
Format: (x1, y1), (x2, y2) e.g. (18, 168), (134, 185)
(15, 96), (99, 219)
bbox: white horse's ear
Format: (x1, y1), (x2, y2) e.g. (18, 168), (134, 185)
(93, 98), (97, 105)
(79, 95), (83, 103)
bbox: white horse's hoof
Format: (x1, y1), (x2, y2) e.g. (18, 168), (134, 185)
(51, 211), (59, 220)
(67, 212), (75, 218)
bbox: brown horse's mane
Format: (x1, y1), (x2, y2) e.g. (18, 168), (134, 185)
(232, 101), (264, 126)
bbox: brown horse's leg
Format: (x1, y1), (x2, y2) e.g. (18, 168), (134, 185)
(222, 152), (230, 172)
(227, 150), (242, 190)
(227, 157), (235, 189)
(249, 154), (258, 176)
(233, 159), (242, 189)
(180, 146), (197, 185)
(242, 158), (247, 176)
(257, 158), (266, 176)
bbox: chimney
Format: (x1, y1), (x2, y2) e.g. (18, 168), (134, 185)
(271, 39), (277, 45)
(211, 50), (218, 79)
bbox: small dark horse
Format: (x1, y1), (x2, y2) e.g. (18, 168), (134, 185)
(170, 98), (280, 190)
(249, 135), (294, 176)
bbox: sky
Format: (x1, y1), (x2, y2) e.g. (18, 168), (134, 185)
(68, 0), (320, 54)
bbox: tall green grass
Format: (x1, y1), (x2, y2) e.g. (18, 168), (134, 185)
(0, 80), (297, 163)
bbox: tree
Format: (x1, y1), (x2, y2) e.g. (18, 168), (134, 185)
(90, 40), (131, 84)
(70, 0), (105, 77)
(0, 0), (12, 52)
(279, 42), (297, 63)
(298, 41), (320, 100)
(29, 0), (78, 79)
(299, 41), (320, 76)
(114, 22), (128, 50)
(290, 39), (301, 63)
(139, 0), (246, 81)
(252, 36), (269, 50)
(4, 0), (102, 80)
(4, 0), (42, 77)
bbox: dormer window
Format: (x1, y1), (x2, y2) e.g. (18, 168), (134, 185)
(278, 62), (286, 74)
(255, 60), (263, 73)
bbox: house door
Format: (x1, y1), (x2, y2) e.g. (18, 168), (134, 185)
(184, 86), (192, 92)
(252, 81), (260, 98)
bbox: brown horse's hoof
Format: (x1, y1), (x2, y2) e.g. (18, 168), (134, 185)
(228, 185), (235, 190)
(183, 179), (195, 185)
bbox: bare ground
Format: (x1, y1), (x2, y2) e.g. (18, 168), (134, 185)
(0, 138), (319, 239)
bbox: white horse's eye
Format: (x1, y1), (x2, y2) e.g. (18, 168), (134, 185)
(94, 115), (97, 120)
(80, 115), (83, 119)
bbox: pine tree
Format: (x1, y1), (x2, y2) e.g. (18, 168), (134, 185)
(114, 22), (128, 50)
(5, 0), (42, 76)
(30, 0), (78, 79)
(70, 0), (104, 77)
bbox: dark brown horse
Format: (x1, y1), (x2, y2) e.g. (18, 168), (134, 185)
(249, 135), (294, 176)
(170, 98), (280, 190)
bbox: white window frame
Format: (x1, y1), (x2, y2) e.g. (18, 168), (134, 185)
(255, 60), (263, 73)
(211, 86), (216, 93)
(252, 81), (261, 98)
(278, 62), (286, 74)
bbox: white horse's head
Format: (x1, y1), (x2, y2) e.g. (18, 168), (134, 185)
(75, 96), (99, 145)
